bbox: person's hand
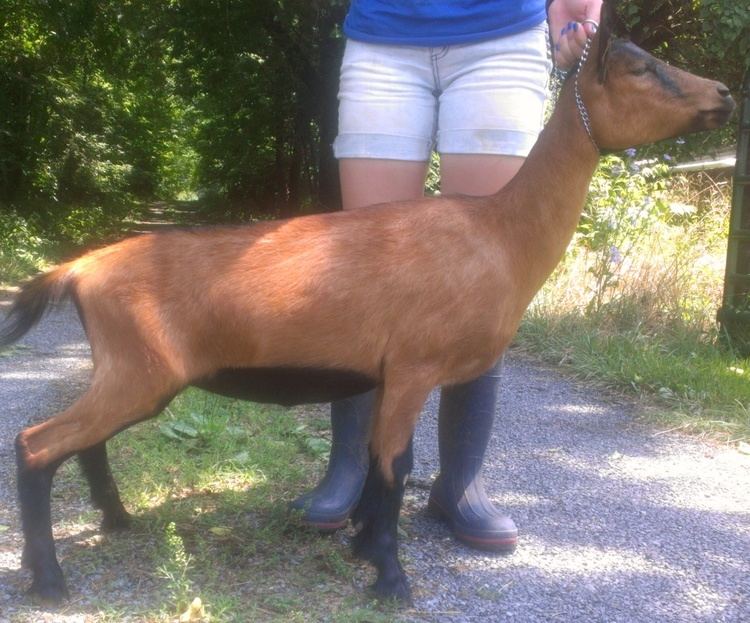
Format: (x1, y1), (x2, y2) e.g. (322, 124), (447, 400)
(547, 0), (603, 71)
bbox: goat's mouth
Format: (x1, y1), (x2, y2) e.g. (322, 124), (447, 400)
(696, 101), (736, 129)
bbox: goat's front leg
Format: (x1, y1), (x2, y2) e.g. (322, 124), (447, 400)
(351, 379), (430, 603)
(78, 442), (131, 531)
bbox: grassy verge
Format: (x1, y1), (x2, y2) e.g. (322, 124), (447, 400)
(511, 161), (750, 444)
(516, 311), (750, 443)
(18, 390), (402, 623)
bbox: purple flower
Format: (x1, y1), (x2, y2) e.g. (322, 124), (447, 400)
(610, 246), (623, 264)
(663, 154), (673, 162)
(624, 148), (637, 158)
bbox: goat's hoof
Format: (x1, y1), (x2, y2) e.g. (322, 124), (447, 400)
(101, 509), (132, 532)
(371, 572), (412, 605)
(29, 578), (69, 605)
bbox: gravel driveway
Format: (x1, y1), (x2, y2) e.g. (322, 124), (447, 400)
(1, 294), (749, 622)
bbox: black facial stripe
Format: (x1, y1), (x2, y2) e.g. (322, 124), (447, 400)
(651, 63), (685, 97)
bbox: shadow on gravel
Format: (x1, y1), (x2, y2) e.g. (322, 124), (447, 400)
(402, 363), (750, 622)
(1, 306), (748, 622)
(1, 470), (747, 623)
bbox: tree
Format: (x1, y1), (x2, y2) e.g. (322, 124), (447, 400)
(169, 0), (347, 215)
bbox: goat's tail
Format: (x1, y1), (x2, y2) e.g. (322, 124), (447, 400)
(0, 265), (76, 348)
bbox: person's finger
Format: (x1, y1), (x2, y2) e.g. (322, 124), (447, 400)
(567, 20), (590, 54)
(547, 0), (603, 69)
(555, 22), (585, 70)
(582, 0), (604, 30)
(555, 34), (575, 69)
(581, 19), (598, 38)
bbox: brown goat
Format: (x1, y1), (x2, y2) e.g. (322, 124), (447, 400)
(1, 11), (735, 604)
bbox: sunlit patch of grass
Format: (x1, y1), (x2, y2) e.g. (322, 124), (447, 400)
(516, 167), (749, 442)
(45, 389), (415, 622)
(517, 312), (750, 442)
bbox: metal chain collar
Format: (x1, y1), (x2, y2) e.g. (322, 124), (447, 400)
(574, 36), (599, 153)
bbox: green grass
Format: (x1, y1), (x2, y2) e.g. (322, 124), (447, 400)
(516, 311), (750, 442)
(24, 389), (406, 623)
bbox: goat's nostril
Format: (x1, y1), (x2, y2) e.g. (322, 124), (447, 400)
(717, 84), (731, 98)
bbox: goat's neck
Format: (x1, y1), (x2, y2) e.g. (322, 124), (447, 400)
(493, 78), (601, 295)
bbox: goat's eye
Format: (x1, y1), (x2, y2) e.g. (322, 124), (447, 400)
(631, 65), (649, 76)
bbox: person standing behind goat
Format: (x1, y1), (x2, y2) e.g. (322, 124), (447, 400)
(291, 0), (602, 551)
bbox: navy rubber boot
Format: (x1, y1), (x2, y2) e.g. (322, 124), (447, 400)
(427, 358), (518, 552)
(290, 391), (373, 530)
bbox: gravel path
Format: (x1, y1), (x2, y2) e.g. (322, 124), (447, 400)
(1, 294), (749, 622)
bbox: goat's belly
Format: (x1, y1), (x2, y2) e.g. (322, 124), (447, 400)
(192, 367), (378, 406)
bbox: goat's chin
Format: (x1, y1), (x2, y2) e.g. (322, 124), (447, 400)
(694, 99), (735, 130)
(693, 107), (735, 131)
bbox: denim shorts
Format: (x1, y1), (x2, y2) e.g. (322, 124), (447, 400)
(333, 25), (551, 161)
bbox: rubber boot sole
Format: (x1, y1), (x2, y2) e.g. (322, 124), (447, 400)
(427, 496), (518, 553)
(298, 516), (350, 532)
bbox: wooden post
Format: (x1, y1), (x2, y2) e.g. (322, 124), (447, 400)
(718, 70), (750, 354)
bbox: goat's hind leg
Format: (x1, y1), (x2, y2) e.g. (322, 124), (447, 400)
(17, 445), (130, 604)
(16, 377), (178, 603)
(16, 445), (67, 603)
(78, 442), (131, 531)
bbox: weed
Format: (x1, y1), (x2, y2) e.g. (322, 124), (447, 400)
(157, 521), (195, 612)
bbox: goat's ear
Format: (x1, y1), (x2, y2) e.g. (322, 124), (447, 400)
(596, 1), (620, 83)
(599, 0), (622, 36)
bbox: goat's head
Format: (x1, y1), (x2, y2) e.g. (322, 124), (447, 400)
(577, 5), (735, 150)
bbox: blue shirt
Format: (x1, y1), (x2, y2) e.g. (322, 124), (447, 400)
(344, 1), (547, 46)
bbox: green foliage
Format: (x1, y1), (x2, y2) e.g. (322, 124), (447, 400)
(0, 1), (180, 205)
(159, 407), (246, 450)
(0, 209), (52, 281)
(158, 521), (195, 612)
(578, 154), (671, 313)
(700, 0), (750, 64)
(615, 1), (747, 159)
(0, 200), (138, 282)
(617, 0), (748, 89)
(524, 158), (746, 438)
(170, 0), (347, 214)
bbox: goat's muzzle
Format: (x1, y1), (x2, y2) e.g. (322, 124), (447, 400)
(697, 83), (735, 129)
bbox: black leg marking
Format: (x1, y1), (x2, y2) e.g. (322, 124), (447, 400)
(78, 442), (131, 531)
(351, 440), (414, 603)
(16, 437), (68, 603)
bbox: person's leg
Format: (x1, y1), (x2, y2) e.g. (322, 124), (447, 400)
(291, 39), (435, 529)
(426, 157), (524, 552)
(439, 154), (524, 197)
(428, 25), (550, 551)
(289, 160), (428, 529)
(340, 159), (429, 210)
